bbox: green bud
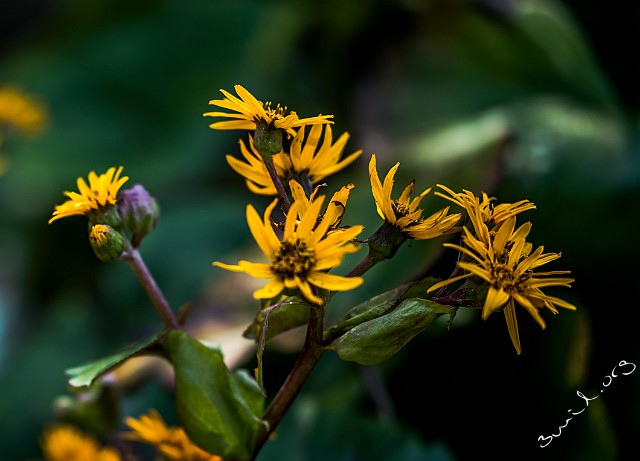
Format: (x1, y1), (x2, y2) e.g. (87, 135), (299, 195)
(117, 184), (159, 247)
(253, 121), (283, 158)
(89, 224), (124, 262)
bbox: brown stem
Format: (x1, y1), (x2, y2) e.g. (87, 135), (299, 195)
(122, 247), (179, 330)
(263, 156), (291, 213)
(347, 251), (377, 278)
(252, 306), (325, 459)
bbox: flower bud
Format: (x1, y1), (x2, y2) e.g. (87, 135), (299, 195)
(117, 184), (159, 247)
(89, 224), (124, 262)
(253, 121), (283, 158)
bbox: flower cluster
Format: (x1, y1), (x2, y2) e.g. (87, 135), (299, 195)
(42, 83), (579, 461)
(207, 85), (368, 306)
(48, 167), (160, 259)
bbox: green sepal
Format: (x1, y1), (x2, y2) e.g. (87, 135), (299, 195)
(253, 121), (283, 157)
(161, 330), (264, 460)
(326, 298), (454, 365)
(65, 330), (166, 388)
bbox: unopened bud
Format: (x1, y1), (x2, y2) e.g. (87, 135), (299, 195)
(89, 224), (124, 262)
(117, 184), (159, 247)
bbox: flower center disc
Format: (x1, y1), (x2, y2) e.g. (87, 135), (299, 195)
(272, 239), (316, 278)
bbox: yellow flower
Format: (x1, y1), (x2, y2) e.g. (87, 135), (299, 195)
(288, 178), (354, 233)
(226, 124), (362, 195)
(214, 193), (364, 305)
(427, 216), (576, 354)
(49, 167), (128, 224)
(0, 85), (47, 133)
(124, 409), (222, 461)
(435, 184), (536, 244)
(41, 424), (121, 461)
(368, 154), (461, 240)
(204, 84), (333, 136)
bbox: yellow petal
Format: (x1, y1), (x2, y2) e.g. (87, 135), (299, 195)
(482, 286), (510, 319)
(308, 271), (364, 291)
(246, 202), (279, 259)
(503, 301), (521, 355)
(253, 279), (284, 299)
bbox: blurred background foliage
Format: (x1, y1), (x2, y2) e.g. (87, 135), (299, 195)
(1, 0), (639, 459)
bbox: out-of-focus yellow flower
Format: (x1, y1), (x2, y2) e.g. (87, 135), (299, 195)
(226, 124), (361, 195)
(214, 193), (364, 305)
(368, 154), (461, 240)
(41, 424), (121, 461)
(428, 216), (576, 354)
(124, 409), (222, 461)
(0, 85), (47, 133)
(0, 85), (48, 175)
(48, 167), (128, 224)
(204, 84), (332, 136)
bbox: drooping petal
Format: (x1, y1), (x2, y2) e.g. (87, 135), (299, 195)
(503, 301), (521, 355)
(253, 279), (285, 300)
(307, 271), (364, 291)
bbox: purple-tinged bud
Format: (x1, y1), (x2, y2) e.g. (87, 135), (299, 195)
(117, 184), (159, 247)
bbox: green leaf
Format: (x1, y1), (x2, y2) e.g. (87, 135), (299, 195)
(327, 298), (454, 365)
(326, 278), (439, 339)
(65, 330), (166, 388)
(162, 330), (264, 460)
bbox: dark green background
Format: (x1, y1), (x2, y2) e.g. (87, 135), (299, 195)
(1, 0), (638, 460)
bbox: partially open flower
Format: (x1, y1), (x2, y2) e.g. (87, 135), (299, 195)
(204, 84), (332, 137)
(89, 224), (124, 262)
(49, 167), (128, 226)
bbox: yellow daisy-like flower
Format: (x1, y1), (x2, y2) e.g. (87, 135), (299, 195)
(41, 424), (121, 461)
(48, 167), (128, 224)
(204, 84), (333, 136)
(368, 154), (461, 240)
(427, 215), (576, 354)
(288, 178), (354, 233)
(0, 85), (47, 133)
(227, 124), (362, 195)
(214, 194), (364, 305)
(435, 184), (536, 244)
(124, 410), (222, 461)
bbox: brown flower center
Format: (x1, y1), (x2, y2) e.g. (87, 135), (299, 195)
(272, 239), (316, 278)
(391, 200), (423, 226)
